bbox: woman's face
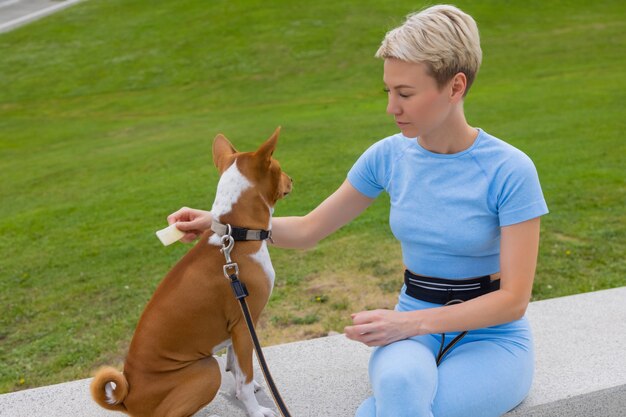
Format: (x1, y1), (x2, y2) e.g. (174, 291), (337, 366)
(383, 58), (453, 138)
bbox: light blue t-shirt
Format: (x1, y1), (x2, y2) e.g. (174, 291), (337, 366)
(347, 128), (549, 279)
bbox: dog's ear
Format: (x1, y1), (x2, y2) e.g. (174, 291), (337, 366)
(255, 126), (280, 165)
(213, 133), (237, 171)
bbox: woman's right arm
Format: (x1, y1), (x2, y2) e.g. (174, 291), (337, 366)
(271, 180), (375, 249)
(168, 180), (375, 248)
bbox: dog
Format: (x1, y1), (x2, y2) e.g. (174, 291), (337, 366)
(91, 127), (292, 417)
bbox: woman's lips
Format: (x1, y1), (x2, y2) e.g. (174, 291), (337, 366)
(396, 121), (410, 127)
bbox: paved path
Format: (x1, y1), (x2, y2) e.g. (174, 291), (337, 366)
(0, 0), (85, 33)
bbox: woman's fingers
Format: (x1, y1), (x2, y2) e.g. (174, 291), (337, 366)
(167, 206), (191, 225)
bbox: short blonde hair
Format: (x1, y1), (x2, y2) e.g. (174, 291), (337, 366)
(376, 4), (482, 97)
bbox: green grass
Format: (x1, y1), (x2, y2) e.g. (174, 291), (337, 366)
(1, 0), (625, 393)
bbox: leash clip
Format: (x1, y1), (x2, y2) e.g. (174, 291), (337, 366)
(219, 224), (240, 280)
(220, 224), (235, 263)
(223, 262), (239, 279)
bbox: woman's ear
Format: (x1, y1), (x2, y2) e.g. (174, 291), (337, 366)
(450, 72), (467, 102)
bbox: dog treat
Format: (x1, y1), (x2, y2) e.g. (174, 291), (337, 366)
(156, 223), (185, 246)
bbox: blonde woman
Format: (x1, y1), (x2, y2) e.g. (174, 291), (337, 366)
(169, 5), (548, 416)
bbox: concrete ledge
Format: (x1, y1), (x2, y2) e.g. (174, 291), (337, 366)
(0, 0), (86, 34)
(1, 287), (625, 416)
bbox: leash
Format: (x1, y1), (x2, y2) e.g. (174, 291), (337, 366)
(216, 222), (292, 417)
(436, 299), (468, 366)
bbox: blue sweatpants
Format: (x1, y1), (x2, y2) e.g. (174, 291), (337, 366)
(355, 285), (534, 417)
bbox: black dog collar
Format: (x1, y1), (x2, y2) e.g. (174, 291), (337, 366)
(211, 220), (272, 242)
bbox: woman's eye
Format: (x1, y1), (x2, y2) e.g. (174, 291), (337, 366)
(382, 87), (411, 98)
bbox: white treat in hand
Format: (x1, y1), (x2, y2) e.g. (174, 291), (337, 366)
(156, 223), (185, 246)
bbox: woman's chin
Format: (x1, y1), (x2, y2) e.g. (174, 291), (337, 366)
(400, 127), (419, 138)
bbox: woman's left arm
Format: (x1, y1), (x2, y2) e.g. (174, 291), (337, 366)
(345, 217), (541, 346)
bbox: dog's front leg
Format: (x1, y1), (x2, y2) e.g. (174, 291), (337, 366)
(227, 345), (262, 393)
(226, 345), (235, 373)
(231, 324), (277, 417)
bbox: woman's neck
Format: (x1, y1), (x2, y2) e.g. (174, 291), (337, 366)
(418, 107), (477, 154)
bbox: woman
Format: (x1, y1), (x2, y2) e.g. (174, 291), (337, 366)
(168, 5), (548, 416)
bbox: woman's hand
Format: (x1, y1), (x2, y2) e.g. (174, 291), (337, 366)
(344, 309), (421, 347)
(167, 207), (212, 243)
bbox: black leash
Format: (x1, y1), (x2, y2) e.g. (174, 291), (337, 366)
(216, 223), (292, 417)
(436, 299), (468, 366)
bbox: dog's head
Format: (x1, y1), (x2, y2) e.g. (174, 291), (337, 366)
(212, 127), (292, 210)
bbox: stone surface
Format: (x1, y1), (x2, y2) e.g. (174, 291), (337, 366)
(1, 287), (625, 416)
(0, 0), (85, 33)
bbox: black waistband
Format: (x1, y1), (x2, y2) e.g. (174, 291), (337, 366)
(404, 270), (500, 304)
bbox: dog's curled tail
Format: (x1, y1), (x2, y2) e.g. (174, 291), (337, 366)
(90, 366), (129, 412)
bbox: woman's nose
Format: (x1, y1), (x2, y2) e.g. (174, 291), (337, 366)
(386, 96), (401, 115)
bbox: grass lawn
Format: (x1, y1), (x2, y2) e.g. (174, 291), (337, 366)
(1, 0), (624, 393)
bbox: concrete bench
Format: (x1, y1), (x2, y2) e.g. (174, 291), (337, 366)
(1, 287), (625, 417)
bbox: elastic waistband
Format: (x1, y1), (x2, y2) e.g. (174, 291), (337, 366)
(404, 270), (500, 305)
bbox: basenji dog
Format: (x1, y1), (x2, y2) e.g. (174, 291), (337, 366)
(91, 127), (292, 417)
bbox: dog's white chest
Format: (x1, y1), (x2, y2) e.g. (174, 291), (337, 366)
(250, 241), (275, 290)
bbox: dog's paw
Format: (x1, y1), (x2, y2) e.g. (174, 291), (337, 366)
(249, 406), (277, 417)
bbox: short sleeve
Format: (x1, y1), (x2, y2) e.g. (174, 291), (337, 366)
(497, 152), (549, 226)
(347, 139), (391, 198)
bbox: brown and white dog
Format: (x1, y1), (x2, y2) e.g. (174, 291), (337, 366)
(91, 128), (292, 417)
